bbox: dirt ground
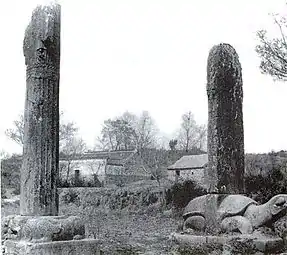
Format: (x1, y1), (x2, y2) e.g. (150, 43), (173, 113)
(1, 199), (181, 254)
(85, 211), (180, 254)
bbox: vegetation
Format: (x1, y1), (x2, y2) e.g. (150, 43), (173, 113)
(1, 154), (21, 197)
(245, 151), (287, 204)
(95, 110), (207, 153)
(176, 111), (207, 152)
(256, 5), (287, 81)
(168, 180), (206, 210)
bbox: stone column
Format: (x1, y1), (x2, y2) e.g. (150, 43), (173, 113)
(21, 3), (61, 216)
(206, 43), (244, 194)
(4, 3), (102, 253)
(205, 43), (245, 234)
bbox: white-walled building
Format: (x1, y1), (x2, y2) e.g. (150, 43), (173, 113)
(167, 154), (208, 187)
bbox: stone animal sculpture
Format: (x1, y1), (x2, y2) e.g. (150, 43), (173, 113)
(3, 215), (85, 243)
(183, 194), (287, 234)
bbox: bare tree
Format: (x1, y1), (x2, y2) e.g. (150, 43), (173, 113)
(94, 135), (110, 151)
(4, 112), (85, 183)
(99, 118), (136, 150)
(134, 111), (158, 153)
(5, 115), (24, 145)
(177, 112), (198, 152)
(96, 111), (159, 152)
(86, 159), (105, 186)
(59, 122), (78, 144)
(61, 137), (86, 182)
(5, 113), (79, 147)
(177, 111), (207, 152)
(195, 124), (207, 151)
(138, 148), (169, 209)
(256, 11), (287, 81)
(0, 150), (10, 160)
(169, 139), (178, 151)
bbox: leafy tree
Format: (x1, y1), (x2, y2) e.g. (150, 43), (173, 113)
(256, 11), (287, 81)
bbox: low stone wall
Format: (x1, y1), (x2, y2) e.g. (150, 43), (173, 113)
(58, 180), (172, 216)
(105, 174), (151, 186)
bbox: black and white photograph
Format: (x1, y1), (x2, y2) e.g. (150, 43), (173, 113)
(1, 0), (287, 254)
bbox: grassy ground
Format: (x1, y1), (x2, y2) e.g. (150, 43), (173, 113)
(1, 197), (181, 254)
(2, 198), (287, 254)
(86, 210), (179, 254)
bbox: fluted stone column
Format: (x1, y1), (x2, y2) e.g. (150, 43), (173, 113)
(205, 43), (245, 234)
(21, 3), (61, 216)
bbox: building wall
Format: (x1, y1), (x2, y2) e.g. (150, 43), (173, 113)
(168, 168), (206, 188)
(59, 158), (151, 186)
(59, 158), (106, 183)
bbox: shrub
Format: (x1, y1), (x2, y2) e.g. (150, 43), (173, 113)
(61, 189), (80, 205)
(58, 180), (71, 188)
(168, 180), (206, 209)
(1, 154), (21, 196)
(244, 156), (287, 204)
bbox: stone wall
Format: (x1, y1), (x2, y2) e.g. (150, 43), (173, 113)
(105, 174), (151, 186)
(58, 180), (172, 216)
(167, 168), (205, 188)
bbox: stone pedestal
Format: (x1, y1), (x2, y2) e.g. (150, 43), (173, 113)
(173, 42), (287, 254)
(171, 233), (285, 254)
(2, 215), (101, 255)
(4, 239), (101, 255)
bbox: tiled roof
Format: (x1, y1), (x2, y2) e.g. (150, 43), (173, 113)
(60, 150), (136, 161)
(167, 154), (208, 170)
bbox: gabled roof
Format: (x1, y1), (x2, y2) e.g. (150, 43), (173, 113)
(167, 154), (208, 170)
(60, 150), (136, 161)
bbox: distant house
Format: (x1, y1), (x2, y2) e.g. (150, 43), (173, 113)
(59, 149), (151, 186)
(167, 154), (208, 186)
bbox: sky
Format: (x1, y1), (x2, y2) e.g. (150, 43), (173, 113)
(1, 0), (287, 155)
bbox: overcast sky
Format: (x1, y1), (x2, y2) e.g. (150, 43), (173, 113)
(1, 0), (287, 155)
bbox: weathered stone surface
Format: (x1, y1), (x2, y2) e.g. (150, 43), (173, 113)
(182, 194), (287, 235)
(274, 215), (287, 243)
(2, 215), (84, 243)
(206, 43), (244, 194)
(4, 239), (101, 255)
(171, 233), (285, 254)
(21, 3), (61, 216)
(205, 193), (220, 235)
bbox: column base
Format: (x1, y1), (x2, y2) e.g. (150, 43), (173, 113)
(170, 232), (285, 254)
(4, 239), (101, 255)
